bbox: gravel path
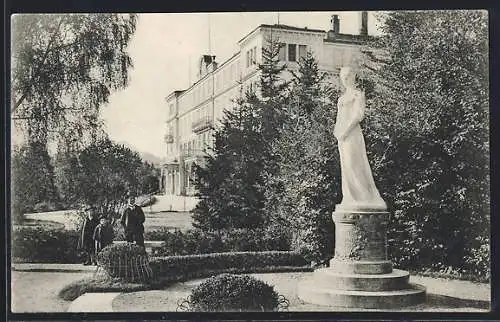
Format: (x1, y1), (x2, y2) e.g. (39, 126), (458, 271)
(112, 272), (490, 312)
(11, 271), (92, 313)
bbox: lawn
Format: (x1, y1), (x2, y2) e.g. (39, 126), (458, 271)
(17, 210), (193, 233)
(11, 271), (92, 313)
(143, 211), (193, 232)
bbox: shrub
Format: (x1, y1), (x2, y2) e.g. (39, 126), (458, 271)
(463, 236), (490, 282)
(96, 243), (153, 283)
(220, 227), (291, 252)
(148, 228), (291, 257)
(11, 227), (80, 263)
(149, 251), (310, 283)
(180, 274), (284, 312)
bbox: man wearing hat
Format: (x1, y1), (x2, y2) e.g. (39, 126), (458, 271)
(78, 206), (99, 265)
(120, 195), (146, 247)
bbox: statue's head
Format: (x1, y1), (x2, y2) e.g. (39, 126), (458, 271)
(339, 66), (356, 88)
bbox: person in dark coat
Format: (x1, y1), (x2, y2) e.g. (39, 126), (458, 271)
(93, 216), (115, 255)
(120, 195), (145, 247)
(78, 206), (99, 265)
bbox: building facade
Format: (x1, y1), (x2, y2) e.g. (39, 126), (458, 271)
(161, 13), (369, 196)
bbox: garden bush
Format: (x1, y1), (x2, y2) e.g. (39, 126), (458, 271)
(149, 251), (310, 283)
(147, 227), (291, 256)
(179, 274), (285, 312)
(11, 227), (80, 263)
(96, 243), (153, 283)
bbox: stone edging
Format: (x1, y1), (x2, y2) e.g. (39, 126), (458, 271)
(67, 292), (121, 312)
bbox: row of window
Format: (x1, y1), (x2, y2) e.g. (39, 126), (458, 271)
(246, 46), (257, 68)
(179, 106), (211, 137)
(216, 61), (240, 93)
(179, 131), (211, 154)
(279, 43), (307, 62)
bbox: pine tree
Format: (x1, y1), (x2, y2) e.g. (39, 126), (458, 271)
(192, 36), (291, 233)
(192, 93), (268, 232)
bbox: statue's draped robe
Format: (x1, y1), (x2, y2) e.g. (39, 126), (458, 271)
(335, 90), (386, 210)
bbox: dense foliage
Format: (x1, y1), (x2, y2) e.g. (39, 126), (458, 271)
(11, 142), (60, 222)
(267, 52), (340, 264)
(137, 162), (161, 195)
(184, 274), (281, 312)
(55, 138), (149, 224)
(144, 227), (290, 256)
(12, 226), (80, 263)
(11, 14), (137, 146)
(360, 10), (489, 277)
(149, 251), (310, 284)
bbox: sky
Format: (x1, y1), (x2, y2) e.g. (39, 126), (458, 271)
(101, 11), (382, 159)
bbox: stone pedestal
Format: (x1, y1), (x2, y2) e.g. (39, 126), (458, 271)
(297, 209), (426, 309)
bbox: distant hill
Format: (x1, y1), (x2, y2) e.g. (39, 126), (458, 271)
(116, 141), (162, 166)
(140, 151), (163, 166)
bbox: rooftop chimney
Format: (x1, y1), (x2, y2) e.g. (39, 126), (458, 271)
(359, 11), (368, 37)
(331, 14), (340, 34)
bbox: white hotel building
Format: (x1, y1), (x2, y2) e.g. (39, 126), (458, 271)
(161, 13), (369, 196)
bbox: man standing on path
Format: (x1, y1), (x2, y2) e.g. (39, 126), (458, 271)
(120, 195), (146, 247)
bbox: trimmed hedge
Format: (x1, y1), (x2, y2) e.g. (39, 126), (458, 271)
(11, 227), (80, 263)
(149, 251), (310, 283)
(145, 228), (291, 256)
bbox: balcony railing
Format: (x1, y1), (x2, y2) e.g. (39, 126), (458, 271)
(191, 117), (213, 133)
(164, 134), (174, 144)
(181, 148), (206, 158)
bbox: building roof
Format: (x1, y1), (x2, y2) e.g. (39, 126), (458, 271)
(165, 90), (186, 101)
(238, 23), (325, 44)
(324, 33), (374, 45)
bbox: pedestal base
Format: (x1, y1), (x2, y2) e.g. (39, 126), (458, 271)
(297, 209), (426, 309)
(298, 274), (426, 309)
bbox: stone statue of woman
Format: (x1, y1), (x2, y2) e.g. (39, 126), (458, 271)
(334, 66), (386, 211)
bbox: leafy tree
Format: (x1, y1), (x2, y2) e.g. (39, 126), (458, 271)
(138, 162), (161, 195)
(53, 149), (81, 210)
(11, 14), (137, 146)
(11, 142), (60, 222)
(70, 138), (144, 222)
(361, 10), (489, 276)
(269, 52), (341, 263)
